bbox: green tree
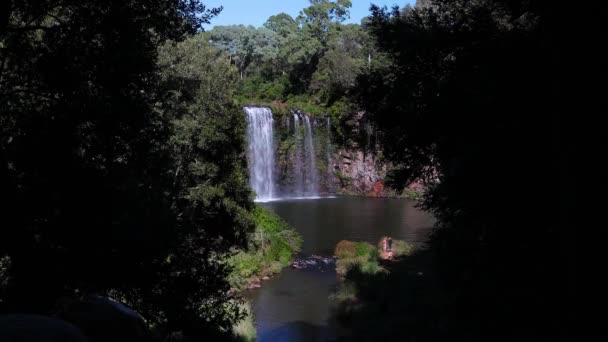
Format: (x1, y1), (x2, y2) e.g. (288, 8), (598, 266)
(297, 0), (352, 46)
(348, 0), (571, 340)
(310, 24), (375, 102)
(1, 1), (254, 339)
(280, 0), (353, 95)
(153, 33), (256, 337)
(209, 25), (282, 79)
(264, 13), (298, 38)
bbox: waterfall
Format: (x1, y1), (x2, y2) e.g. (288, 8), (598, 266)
(244, 107), (275, 201)
(293, 114), (304, 196)
(326, 117), (335, 192)
(303, 115), (319, 196)
(244, 107), (324, 200)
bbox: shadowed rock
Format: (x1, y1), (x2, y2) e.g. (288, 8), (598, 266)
(58, 296), (150, 342)
(0, 314), (88, 342)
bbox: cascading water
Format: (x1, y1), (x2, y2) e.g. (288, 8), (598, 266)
(326, 117), (335, 192)
(293, 114), (304, 196)
(303, 115), (319, 196)
(244, 107), (325, 200)
(244, 107), (275, 201)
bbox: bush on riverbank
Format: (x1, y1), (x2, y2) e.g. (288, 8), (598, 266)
(335, 240), (383, 277)
(227, 206), (302, 289)
(391, 240), (413, 258)
(332, 239), (440, 341)
(335, 238), (412, 285)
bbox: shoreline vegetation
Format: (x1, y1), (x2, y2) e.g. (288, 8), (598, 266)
(227, 206), (302, 291)
(336, 187), (424, 200)
(228, 206), (302, 341)
(334, 239), (414, 279)
(332, 238), (424, 340)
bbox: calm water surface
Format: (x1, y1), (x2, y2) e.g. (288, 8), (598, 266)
(249, 196), (435, 341)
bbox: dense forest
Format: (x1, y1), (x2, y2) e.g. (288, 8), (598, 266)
(205, 0), (378, 145)
(1, 0), (572, 341)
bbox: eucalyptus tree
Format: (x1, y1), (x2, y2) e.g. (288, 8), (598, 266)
(280, 0), (353, 94)
(264, 13), (299, 38)
(209, 25), (282, 79)
(297, 0), (352, 47)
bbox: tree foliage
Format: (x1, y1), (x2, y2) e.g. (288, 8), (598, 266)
(0, 1), (255, 339)
(208, 25), (283, 79)
(214, 0), (372, 111)
(264, 13), (298, 38)
(348, 0), (571, 340)
(297, 0), (352, 46)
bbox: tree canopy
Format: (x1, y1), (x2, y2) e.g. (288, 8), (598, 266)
(345, 0), (572, 340)
(1, 1), (255, 339)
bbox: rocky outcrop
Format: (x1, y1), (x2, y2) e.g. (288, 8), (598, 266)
(292, 255), (336, 271)
(333, 148), (387, 196)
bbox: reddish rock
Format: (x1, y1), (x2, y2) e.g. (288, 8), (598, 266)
(369, 181), (384, 197)
(335, 146), (388, 196)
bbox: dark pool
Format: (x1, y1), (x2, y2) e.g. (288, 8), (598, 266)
(248, 197), (435, 341)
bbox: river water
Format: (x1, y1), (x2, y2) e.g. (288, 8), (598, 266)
(247, 197), (435, 341)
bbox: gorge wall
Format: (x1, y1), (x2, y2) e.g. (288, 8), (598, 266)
(333, 148), (387, 197)
(330, 110), (387, 197)
(276, 108), (389, 197)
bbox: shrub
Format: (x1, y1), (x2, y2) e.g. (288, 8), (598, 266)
(392, 240), (413, 257)
(335, 240), (357, 258)
(355, 242), (377, 259)
(227, 206), (302, 289)
(232, 301), (256, 342)
(336, 241), (383, 277)
(253, 206), (290, 234)
(227, 252), (263, 287)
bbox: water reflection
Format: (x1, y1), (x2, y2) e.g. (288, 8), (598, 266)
(262, 197), (435, 255)
(250, 197), (435, 341)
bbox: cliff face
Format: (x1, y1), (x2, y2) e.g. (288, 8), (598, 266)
(329, 110), (389, 196)
(270, 108), (422, 198)
(333, 148), (387, 197)
(243, 105), (426, 199)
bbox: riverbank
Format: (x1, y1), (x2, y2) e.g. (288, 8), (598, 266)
(228, 206), (302, 341)
(227, 206), (302, 291)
